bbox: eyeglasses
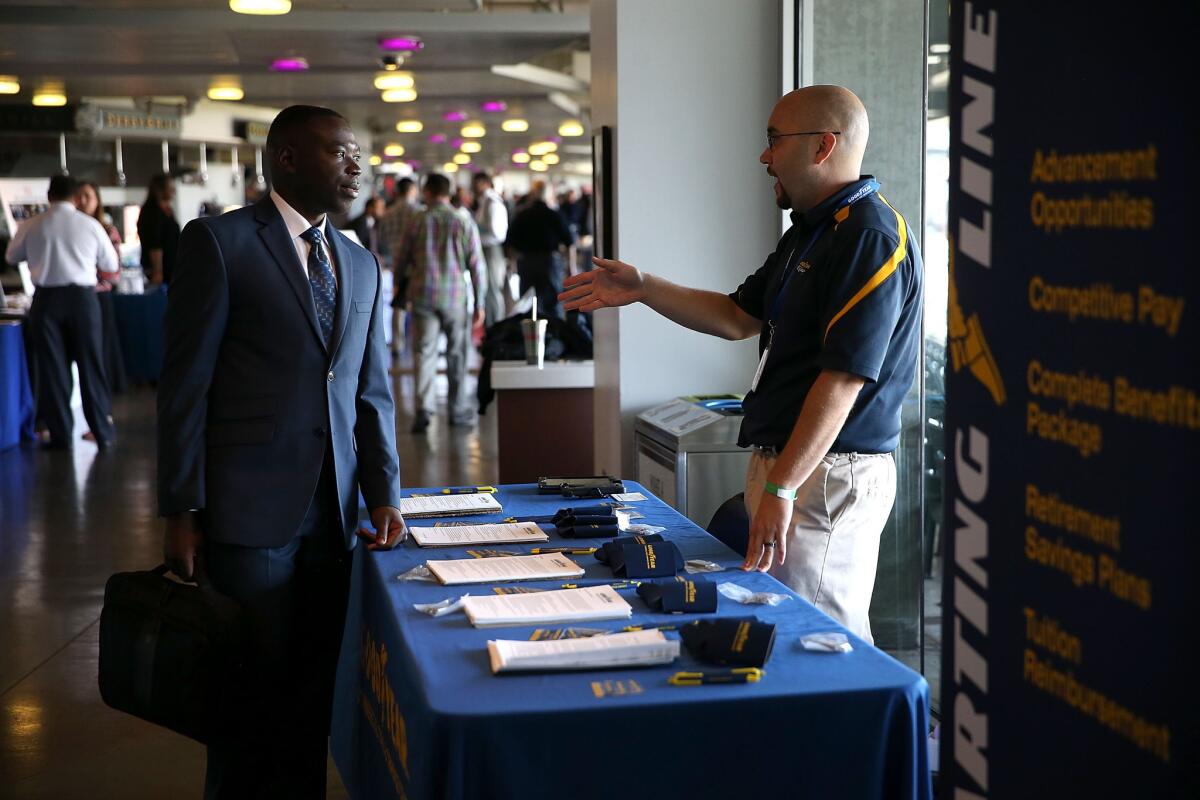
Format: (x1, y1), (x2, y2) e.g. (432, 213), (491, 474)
(766, 130), (841, 151)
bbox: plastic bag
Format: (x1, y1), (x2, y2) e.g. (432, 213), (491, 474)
(800, 632), (853, 653)
(716, 581), (791, 606)
(396, 565), (436, 582)
(684, 559), (725, 574)
(414, 595), (467, 617)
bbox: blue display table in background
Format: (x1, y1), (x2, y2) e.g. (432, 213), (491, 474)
(0, 322), (35, 451)
(111, 289), (166, 384)
(331, 482), (932, 800)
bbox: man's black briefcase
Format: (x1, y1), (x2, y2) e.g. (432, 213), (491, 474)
(98, 564), (245, 744)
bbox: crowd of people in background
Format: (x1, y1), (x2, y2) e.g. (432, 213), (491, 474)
(359, 170), (593, 434)
(3, 165), (591, 447)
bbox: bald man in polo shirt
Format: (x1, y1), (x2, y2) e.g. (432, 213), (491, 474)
(560, 86), (923, 642)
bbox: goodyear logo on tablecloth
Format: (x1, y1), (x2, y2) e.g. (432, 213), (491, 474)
(362, 625), (409, 796)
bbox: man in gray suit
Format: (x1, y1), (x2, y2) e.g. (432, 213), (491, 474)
(157, 105), (405, 798)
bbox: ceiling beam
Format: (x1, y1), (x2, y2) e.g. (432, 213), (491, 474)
(0, 8), (589, 34)
(0, 63), (496, 77)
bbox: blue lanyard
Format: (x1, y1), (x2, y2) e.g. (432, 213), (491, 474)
(767, 179), (879, 325)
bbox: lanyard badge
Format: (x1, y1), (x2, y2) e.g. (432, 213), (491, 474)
(749, 180), (879, 394)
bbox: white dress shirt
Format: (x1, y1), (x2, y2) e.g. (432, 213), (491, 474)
(474, 188), (508, 246)
(270, 190), (338, 284)
(5, 202), (118, 288)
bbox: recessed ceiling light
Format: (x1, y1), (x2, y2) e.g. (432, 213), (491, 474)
(443, 162), (459, 173)
(229, 0), (291, 15)
(557, 119), (584, 137)
(542, 153), (560, 165)
(369, 155), (382, 166)
(501, 118), (529, 133)
(381, 88), (417, 103)
(374, 72), (414, 90)
(384, 143), (405, 157)
(452, 153), (471, 165)
(396, 120), (424, 133)
(529, 160), (548, 172)
(460, 141), (482, 154)
(429, 133), (447, 144)
(528, 140), (557, 156)
(0, 76), (22, 94)
(32, 88), (67, 106)
(511, 152), (531, 164)
(442, 110), (468, 122)
(461, 121), (485, 138)
(207, 83), (244, 101)
(480, 100), (507, 113)
(379, 36), (424, 52)
(270, 57), (308, 72)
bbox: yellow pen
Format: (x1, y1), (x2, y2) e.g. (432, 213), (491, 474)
(668, 668), (764, 686)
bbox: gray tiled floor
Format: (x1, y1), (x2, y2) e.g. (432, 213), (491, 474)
(0, 350), (495, 798)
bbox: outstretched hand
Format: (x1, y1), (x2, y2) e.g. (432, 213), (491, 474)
(558, 257), (646, 312)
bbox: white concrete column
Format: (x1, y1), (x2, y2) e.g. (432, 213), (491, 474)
(590, 0), (781, 476)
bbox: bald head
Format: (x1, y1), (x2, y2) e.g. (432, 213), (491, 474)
(762, 85), (869, 211)
(777, 85), (868, 171)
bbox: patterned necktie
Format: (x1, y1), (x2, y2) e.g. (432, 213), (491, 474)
(300, 225), (336, 345)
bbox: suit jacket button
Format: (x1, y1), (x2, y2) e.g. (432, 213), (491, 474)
(327, 371), (335, 382)
(313, 427), (326, 437)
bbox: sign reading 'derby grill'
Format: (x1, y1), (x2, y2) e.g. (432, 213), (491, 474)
(942, 2), (1196, 796)
(75, 104), (183, 139)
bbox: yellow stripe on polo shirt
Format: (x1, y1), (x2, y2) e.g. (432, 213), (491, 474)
(823, 193), (907, 345)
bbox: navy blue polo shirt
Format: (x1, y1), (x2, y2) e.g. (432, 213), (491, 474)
(729, 176), (923, 454)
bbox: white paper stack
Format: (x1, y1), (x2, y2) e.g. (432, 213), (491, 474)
(400, 493), (503, 519)
(488, 630), (680, 674)
(462, 585), (633, 628)
(409, 521), (549, 547)
(427, 553), (584, 585)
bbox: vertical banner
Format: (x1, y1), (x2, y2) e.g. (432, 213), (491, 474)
(942, 2), (1197, 797)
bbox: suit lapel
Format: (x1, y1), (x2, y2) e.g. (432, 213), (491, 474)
(325, 226), (355, 360)
(254, 197), (325, 350)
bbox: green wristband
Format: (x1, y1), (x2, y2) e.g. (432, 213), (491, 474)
(763, 481), (797, 501)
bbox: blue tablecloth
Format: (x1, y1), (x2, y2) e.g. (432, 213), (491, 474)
(331, 482), (932, 800)
(111, 289), (166, 384)
(0, 323), (35, 451)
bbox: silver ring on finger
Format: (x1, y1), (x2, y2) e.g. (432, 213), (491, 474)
(763, 541), (776, 549)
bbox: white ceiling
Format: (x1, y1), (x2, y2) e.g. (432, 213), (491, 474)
(0, 1), (592, 170)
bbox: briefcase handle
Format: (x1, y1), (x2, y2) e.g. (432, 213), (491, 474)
(156, 558), (217, 592)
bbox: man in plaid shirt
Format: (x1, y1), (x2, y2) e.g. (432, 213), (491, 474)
(394, 173), (485, 433)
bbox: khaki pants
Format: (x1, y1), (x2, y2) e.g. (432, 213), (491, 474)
(744, 450), (896, 643)
(412, 304), (470, 421)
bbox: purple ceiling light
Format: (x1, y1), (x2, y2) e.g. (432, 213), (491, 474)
(450, 138), (464, 149)
(549, 135), (563, 143)
(270, 57), (309, 72)
(479, 100), (507, 113)
(379, 36), (424, 52)
(442, 110), (468, 122)
(428, 133), (447, 144)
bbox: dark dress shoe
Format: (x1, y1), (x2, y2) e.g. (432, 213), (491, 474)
(410, 413), (431, 433)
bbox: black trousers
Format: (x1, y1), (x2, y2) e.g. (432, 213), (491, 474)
(202, 460), (352, 800)
(517, 250), (566, 319)
(28, 285), (114, 446)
